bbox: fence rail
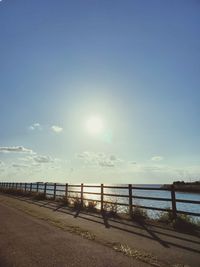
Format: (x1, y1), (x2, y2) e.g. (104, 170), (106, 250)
(0, 182), (200, 218)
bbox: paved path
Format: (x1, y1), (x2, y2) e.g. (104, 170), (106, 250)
(0, 202), (148, 267)
(0, 194), (200, 267)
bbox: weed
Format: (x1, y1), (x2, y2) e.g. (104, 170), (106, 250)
(158, 208), (174, 224)
(58, 196), (69, 206)
(172, 214), (198, 233)
(103, 198), (119, 217)
(131, 206), (148, 222)
(0, 188), (25, 196)
(158, 209), (199, 233)
(32, 192), (46, 201)
(68, 194), (82, 210)
(85, 200), (98, 212)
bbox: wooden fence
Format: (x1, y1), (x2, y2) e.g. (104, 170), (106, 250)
(0, 182), (200, 218)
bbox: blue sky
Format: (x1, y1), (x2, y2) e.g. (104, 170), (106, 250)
(0, 0), (200, 184)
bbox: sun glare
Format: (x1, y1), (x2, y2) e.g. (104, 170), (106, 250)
(86, 116), (104, 135)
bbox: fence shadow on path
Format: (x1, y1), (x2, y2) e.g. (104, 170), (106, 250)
(2, 193), (200, 254)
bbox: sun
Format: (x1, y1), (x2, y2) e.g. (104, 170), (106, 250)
(86, 115), (104, 135)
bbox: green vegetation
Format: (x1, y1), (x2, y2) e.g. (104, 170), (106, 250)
(1, 186), (199, 233)
(58, 196), (69, 206)
(172, 214), (199, 232)
(32, 192), (46, 201)
(131, 206), (148, 222)
(85, 200), (98, 213)
(103, 198), (119, 217)
(0, 187), (31, 196)
(158, 209), (199, 233)
(0, 187), (47, 200)
(158, 208), (174, 224)
(68, 194), (82, 210)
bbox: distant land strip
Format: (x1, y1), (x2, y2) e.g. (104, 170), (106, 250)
(163, 181), (200, 193)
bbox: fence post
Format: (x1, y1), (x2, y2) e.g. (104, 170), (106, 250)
(30, 183), (32, 192)
(53, 183), (57, 200)
(101, 184), (104, 212)
(128, 184), (133, 217)
(65, 183), (68, 199)
(81, 183), (84, 207)
(171, 184), (177, 219)
(25, 183), (27, 192)
(36, 182), (39, 192)
(44, 182), (47, 198)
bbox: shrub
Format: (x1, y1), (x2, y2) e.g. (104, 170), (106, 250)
(172, 214), (197, 233)
(103, 199), (119, 217)
(68, 194), (82, 210)
(131, 206), (148, 222)
(0, 188), (25, 196)
(58, 196), (69, 206)
(85, 200), (98, 212)
(158, 208), (174, 224)
(158, 209), (199, 233)
(32, 192), (46, 201)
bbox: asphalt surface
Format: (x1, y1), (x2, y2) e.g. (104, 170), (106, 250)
(1, 194), (200, 267)
(0, 202), (148, 267)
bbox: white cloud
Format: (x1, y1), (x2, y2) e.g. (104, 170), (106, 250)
(29, 123), (41, 131)
(0, 146), (34, 154)
(129, 161), (137, 165)
(29, 123), (63, 134)
(76, 151), (122, 168)
(98, 160), (115, 167)
(51, 125), (63, 133)
(151, 156), (164, 161)
(12, 164), (29, 168)
(32, 155), (53, 163)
